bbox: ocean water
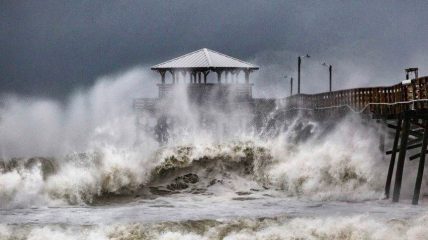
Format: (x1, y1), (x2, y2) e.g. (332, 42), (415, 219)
(1, 68), (427, 240)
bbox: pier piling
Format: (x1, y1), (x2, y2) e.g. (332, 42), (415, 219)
(412, 120), (428, 205)
(385, 117), (402, 199)
(393, 113), (410, 202)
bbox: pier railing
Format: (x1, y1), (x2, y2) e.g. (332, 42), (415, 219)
(285, 76), (428, 117)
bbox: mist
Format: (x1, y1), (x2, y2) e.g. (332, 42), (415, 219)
(0, 67), (158, 158)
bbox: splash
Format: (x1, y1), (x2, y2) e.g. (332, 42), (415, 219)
(0, 118), (393, 207)
(0, 67), (153, 158)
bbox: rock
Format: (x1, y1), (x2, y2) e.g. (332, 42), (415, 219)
(149, 187), (174, 195)
(182, 173), (199, 184)
(208, 179), (223, 186)
(166, 182), (189, 190)
(236, 191), (252, 196)
(232, 197), (257, 201)
(191, 188), (207, 194)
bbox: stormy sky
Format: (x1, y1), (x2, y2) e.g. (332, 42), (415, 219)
(1, 0), (428, 99)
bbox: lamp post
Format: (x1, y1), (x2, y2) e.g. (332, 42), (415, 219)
(322, 62), (333, 92)
(298, 54), (310, 94)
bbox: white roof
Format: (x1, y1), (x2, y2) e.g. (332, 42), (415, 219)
(151, 48), (259, 70)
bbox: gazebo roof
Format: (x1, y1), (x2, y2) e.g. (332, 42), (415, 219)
(151, 48), (259, 70)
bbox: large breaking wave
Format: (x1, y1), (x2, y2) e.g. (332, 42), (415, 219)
(0, 67), (424, 209)
(1, 118), (390, 208)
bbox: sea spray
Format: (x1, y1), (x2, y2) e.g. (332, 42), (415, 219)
(0, 118), (397, 207)
(0, 67), (151, 158)
(267, 116), (386, 201)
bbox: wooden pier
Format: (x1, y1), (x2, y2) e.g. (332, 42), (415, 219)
(284, 76), (428, 204)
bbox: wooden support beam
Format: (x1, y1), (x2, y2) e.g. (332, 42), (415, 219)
(412, 120), (428, 205)
(409, 130), (424, 138)
(385, 117), (402, 198)
(386, 124), (423, 138)
(386, 143), (422, 155)
(387, 124), (398, 129)
(409, 149), (428, 161)
(407, 138), (424, 146)
(393, 113), (411, 202)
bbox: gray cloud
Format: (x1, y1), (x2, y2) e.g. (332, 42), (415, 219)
(1, 0), (428, 99)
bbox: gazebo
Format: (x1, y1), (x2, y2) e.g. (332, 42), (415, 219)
(151, 48), (259, 84)
(135, 49), (260, 141)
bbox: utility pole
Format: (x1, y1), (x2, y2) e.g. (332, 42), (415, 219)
(322, 62), (333, 92)
(297, 54), (310, 94)
(329, 65), (332, 92)
(298, 56), (301, 94)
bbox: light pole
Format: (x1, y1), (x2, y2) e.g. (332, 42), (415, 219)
(298, 54), (310, 94)
(322, 62), (333, 92)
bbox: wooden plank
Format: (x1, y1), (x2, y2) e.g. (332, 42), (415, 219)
(386, 143), (422, 155)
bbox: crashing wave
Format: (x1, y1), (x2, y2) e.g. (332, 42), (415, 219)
(0, 116), (397, 208)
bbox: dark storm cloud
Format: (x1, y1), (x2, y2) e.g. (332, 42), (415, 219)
(1, 0), (428, 98)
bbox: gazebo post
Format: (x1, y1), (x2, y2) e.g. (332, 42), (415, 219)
(169, 70), (175, 84)
(173, 71), (176, 84)
(192, 71), (196, 84)
(159, 70), (166, 84)
(216, 70), (222, 84)
(181, 71), (187, 84)
(244, 70), (250, 84)
(203, 71), (209, 84)
(188, 70), (192, 84)
(198, 72), (202, 84)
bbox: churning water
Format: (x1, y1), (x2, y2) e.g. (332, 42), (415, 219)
(1, 68), (427, 240)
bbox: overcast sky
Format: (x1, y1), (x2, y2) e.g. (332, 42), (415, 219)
(1, 0), (428, 99)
